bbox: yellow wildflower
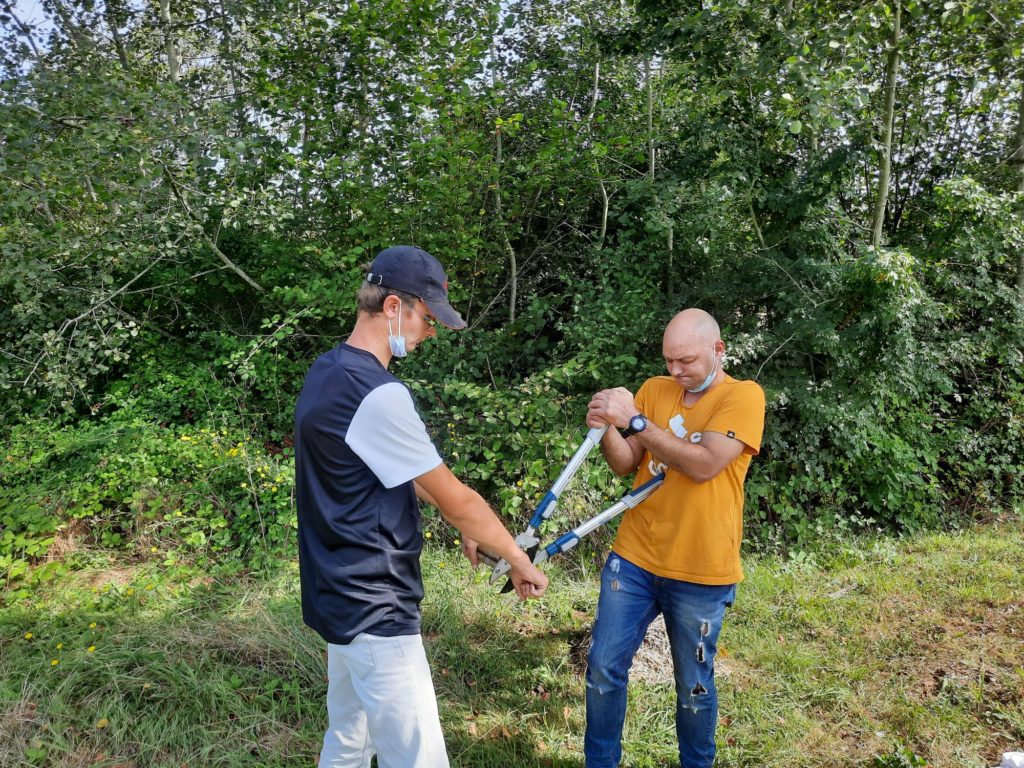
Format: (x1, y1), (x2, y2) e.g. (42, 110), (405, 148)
(96, 718), (109, 729)
(50, 659), (59, 666)
(424, 531), (432, 539)
(23, 632), (32, 640)
(88, 622), (96, 629)
(87, 645), (96, 653)
(56, 643), (63, 650)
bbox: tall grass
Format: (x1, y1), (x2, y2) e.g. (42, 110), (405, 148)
(2, 516), (1022, 767)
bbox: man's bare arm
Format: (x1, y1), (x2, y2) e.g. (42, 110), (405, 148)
(598, 427), (645, 477)
(632, 428), (745, 483)
(415, 464), (548, 600)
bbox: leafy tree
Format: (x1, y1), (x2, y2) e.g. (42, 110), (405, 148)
(0, 0), (1021, 563)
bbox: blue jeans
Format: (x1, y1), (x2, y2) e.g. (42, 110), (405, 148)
(584, 553), (736, 768)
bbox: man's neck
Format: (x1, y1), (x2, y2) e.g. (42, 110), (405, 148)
(682, 371), (726, 406)
(346, 317), (392, 369)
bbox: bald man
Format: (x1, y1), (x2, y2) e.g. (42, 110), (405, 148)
(583, 308), (766, 768)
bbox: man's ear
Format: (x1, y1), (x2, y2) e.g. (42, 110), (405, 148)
(382, 294), (402, 318)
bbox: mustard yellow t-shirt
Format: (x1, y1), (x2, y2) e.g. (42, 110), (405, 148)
(612, 375), (766, 585)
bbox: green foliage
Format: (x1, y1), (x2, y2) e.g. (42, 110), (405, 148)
(409, 359), (631, 539)
(555, 263), (668, 387)
(872, 746), (929, 768)
(1, 0), (1023, 559)
(1, 414), (295, 587)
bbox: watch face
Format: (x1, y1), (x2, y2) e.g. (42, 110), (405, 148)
(630, 415), (646, 432)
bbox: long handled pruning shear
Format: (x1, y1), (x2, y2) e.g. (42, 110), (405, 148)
(480, 424), (665, 593)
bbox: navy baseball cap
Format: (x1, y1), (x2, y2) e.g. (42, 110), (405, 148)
(365, 246), (467, 330)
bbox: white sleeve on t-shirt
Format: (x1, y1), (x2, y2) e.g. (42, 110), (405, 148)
(345, 381), (443, 488)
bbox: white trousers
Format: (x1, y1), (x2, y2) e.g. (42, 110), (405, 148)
(318, 633), (450, 768)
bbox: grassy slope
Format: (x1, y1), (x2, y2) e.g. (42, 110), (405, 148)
(1, 518), (1021, 768)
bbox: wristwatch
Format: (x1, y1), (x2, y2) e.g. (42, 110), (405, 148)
(620, 413), (648, 439)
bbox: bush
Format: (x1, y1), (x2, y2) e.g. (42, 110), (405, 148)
(409, 359), (632, 542)
(1, 413), (295, 587)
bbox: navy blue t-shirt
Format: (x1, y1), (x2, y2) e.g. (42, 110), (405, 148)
(294, 343), (442, 645)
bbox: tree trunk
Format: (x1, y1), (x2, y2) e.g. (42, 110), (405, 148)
(1014, 78), (1024, 292)
(749, 200), (766, 249)
(162, 165), (265, 294)
(586, 60), (600, 122)
(587, 60), (609, 249)
(495, 126), (517, 324)
(490, 37), (517, 323)
(598, 179), (609, 248)
(217, 0), (247, 135)
(666, 221), (674, 298)
(104, 0), (131, 71)
(159, 0), (180, 83)
(646, 58), (655, 181)
(870, 0), (901, 248)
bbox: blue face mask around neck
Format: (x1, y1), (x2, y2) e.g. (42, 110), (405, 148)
(686, 346), (719, 393)
(387, 301), (407, 358)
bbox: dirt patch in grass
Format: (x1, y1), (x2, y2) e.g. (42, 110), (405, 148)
(45, 517), (91, 561)
(565, 615), (733, 686)
(80, 566), (138, 589)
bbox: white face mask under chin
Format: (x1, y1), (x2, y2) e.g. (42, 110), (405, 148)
(387, 301), (407, 358)
(686, 346), (719, 393)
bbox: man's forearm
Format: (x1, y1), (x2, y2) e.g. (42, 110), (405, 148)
(416, 465), (530, 565)
(439, 490), (530, 566)
(601, 429), (641, 476)
(633, 426), (716, 482)
(413, 481), (439, 507)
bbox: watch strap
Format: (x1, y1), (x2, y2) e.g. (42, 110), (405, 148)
(620, 413), (647, 439)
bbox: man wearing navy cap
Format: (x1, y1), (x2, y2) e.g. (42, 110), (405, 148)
(295, 246), (548, 768)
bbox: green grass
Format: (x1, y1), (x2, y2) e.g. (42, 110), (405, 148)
(2, 517), (1022, 767)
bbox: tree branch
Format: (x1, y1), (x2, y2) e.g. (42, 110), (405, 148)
(161, 164), (266, 294)
(756, 333), (797, 380)
(0, 1), (42, 60)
